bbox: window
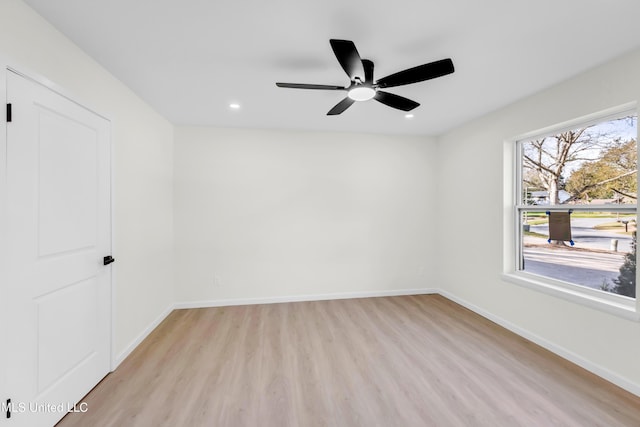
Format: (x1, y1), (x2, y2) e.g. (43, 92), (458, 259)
(515, 108), (638, 308)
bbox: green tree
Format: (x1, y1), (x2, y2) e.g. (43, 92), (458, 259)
(565, 139), (637, 202)
(613, 231), (636, 298)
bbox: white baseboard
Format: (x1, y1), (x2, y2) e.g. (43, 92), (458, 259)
(438, 290), (640, 398)
(174, 288), (439, 309)
(113, 288), (640, 399)
(114, 289), (436, 370)
(113, 303), (175, 369)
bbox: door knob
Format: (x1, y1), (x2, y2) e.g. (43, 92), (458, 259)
(103, 256), (115, 266)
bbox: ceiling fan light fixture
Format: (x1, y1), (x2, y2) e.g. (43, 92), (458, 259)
(348, 86), (376, 101)
(276, 39), (454, 115)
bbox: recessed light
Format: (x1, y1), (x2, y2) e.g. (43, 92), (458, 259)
(405, 114), (414, 119)
(229, 103), (240, 110)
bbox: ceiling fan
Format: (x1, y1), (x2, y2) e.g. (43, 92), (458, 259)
(276, 39), (454, 115)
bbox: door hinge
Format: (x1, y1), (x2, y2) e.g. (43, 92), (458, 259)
(6, 103), (11, 123)
(5, 398), (10, 419)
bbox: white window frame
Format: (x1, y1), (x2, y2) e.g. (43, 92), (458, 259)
(503, 103), (640, 320)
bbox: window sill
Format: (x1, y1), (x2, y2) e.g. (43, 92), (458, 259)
(502, 272), (639, 321)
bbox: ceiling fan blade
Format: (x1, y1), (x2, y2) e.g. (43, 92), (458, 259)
(376, 58), (454, 89)
(362, 59), (374, 85)
(374, 91), (419, 111)
(276, 82), (346, 90)
(327, 97), (356, 115)
(330, 39), (365, 81)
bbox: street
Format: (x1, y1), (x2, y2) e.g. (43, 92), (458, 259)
(523, 216), (633, 290)
(528, 216), (633, 252)
(523, 247), (624, 289)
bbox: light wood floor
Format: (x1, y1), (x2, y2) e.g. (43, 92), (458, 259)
(57, 295), (640, 426)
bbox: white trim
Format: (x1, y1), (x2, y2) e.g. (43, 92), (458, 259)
(2, 61), (118, 375)
(513, 101), (637, 142)
(108, 124), (117, 371)
(439, 289), (640, 398)
(6, 64), (110, 122)
(114, 303), (175, 368)
(503, 273), (638, 320)
(110, 286), (640, 400)
(507, 103), (639, 319)
(116, 289), (438, 368)
(518, 205), (636, 212)
(116, 290), (440, 370)
(0, 59), (9, 419)
(0, 61), (118, 420)
(174, 288), (439, 309)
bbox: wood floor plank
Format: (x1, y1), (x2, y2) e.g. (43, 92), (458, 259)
(56, 295), (640, 426)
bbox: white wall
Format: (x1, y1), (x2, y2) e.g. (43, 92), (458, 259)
(4, 0), (639, 401)
(436, 48), (640, 390)
(0, 0), (175, 362)
(174, 127), (437, 303)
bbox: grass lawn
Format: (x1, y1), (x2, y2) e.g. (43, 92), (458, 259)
(571, 212), (636, 219)
(593, 221), (637, 235)
(524, 230), (548, 239)
(526, 218), (548, 225)
(523, 212), (635, 226)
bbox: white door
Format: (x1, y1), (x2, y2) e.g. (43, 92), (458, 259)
(4, 70), (112, 427)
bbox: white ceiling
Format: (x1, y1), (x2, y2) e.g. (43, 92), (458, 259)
(23, 0), (640, 136)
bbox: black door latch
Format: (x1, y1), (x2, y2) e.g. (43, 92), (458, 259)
(103, 256), (115, 266)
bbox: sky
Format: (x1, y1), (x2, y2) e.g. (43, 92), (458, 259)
(524, 114), (637, 174)
(521, 113), (638, 194)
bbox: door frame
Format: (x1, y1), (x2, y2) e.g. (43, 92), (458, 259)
(0, 61), (116, 414)
(0, 59), (8, 425)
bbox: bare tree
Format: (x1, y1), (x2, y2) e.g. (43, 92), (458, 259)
(522, 118), (636, 204)
(523, 128), (594, 204)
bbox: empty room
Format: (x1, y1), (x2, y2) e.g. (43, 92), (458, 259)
(2, 0), (640, 426)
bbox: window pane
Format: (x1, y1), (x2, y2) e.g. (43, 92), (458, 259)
(521, 210), (637, 298)
(521, 115), (637, 206)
